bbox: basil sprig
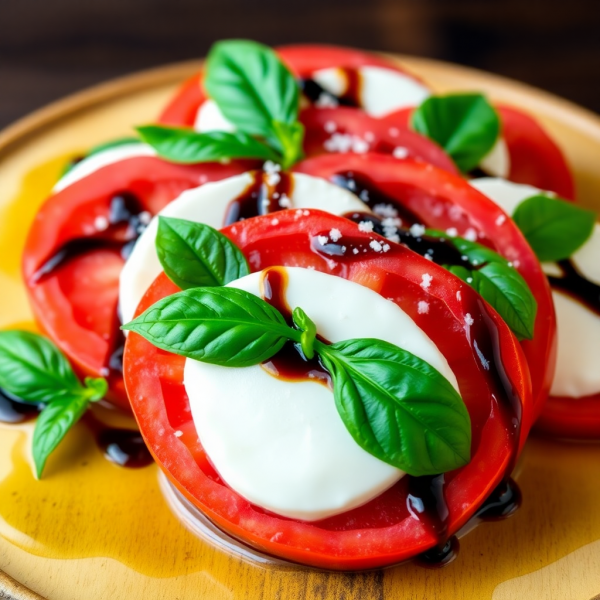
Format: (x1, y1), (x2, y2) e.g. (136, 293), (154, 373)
(124, 282), (471, 476)
(156, 217), (250, 289)
(512, 194), (596, 262)
(137, 127), (280, 164)
(138, 40), (304, 169)
(411, 93), (500, 173)
(0, 330), (107, 478)
(427, 232), (537, 340)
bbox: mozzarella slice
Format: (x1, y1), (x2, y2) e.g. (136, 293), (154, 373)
(470, 177), (600, 399)
(184, 267), (460, 521)
(551, 291), (600, 398)
(119, 172), (371, 324)
(194, 100), (236, 133)
(479, 138), (510, 178)
(312, 66), (431, 117)
(53, 143), (156, 193)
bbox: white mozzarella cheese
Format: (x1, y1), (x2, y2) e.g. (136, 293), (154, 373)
(194, 99), (236, 133)
(53, 143), (156, 193)
(470, 177), (600, 399)
(551, 291), (600, 398)
(184, 267), (460, 521)
(119, 172), (371, 325)
(479, 138), (510, 178)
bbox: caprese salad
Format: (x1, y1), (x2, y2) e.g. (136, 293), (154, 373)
(0, 39), (595, 570)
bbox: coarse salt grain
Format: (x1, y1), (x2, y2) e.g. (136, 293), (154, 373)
(418, 301), (430, 314)
(358, 220), (374, 233)
(465, 313), (474, 326)
(420, 273), (433, 289)
(369, 240), (383, 252)
(329, 228), (342, 242)
(393, 146), (409, 159)
(94, 215), (109, 231)
(317, 235), (329, 245)
(496, 214), (507, 226)
(410, 223), (426, 237)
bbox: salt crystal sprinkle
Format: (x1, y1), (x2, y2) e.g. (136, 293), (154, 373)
(420, 273), (433, 290)
(445, 227), (458, 237)
(174, 430), (183, 438)
(94, 215), (109, 231)
(410, 223), (426, 237)
(464, 228), (478, 241)
(465, 313), (474, 327)
(418, 301), (430, 314)
(495, 214), (507, 226)
(358, 220), (374, 233)
(369, 240), (383, 252)
(324, 120), (337, 133)
(329, 228), (342, 242)
(317, 235), (329, 245)
(393, 146), (409, 160)
(271, 218), (280, 226)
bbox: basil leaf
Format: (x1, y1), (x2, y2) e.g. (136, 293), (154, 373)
(137, 126), (279, 164)
(512, 194), (596, 262)
(0, 330), (81, 403)
(122, 287), (298, 366)
(33, 394), (90, 478)
(156, 217), (250, 289)
(272, 121), (305, 169)
(318, 339), (471, 476)
(205, 40), (300, 155)
(411, 93), (500, 172)
(467, 263), (537, 340)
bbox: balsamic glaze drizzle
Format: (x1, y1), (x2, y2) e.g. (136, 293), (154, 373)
(260, 268), (331, 386)
(95, 427), (154, 469)
(0, 388), (43, 424)
(547, 259), (600, 316)
(300, 68), (363, 108)
(33, 191), (149, 283)
(224, 171), (294, 226)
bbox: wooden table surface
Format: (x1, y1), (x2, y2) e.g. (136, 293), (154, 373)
(1, 56), (600, 600)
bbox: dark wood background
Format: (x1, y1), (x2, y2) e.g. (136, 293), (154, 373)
(1, 0), (600, 129)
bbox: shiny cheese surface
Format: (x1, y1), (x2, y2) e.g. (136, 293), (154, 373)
(119, 172), (370, 324)
(184, 267), (460, 521)
(470, 177), (600, 398)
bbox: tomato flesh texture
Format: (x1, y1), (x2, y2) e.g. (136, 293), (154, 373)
(386, 105), (575, 198)
(300, 106), (457, 173)
(535, 394), (600, 439)
(294, 153), (554, 424)
(124, 210), (531, 569)
(22, 157), (256, 410)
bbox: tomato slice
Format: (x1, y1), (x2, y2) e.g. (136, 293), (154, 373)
(22, 156), (256, 410)
(159, 44), (427, 129)
(300, 106), (457, 173)
(124, 210), (531, 570)
(387, 105), (575, 198)
(293, 153), (555, 422)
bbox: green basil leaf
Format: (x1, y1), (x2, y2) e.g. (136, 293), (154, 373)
(156, 217), (250, 289)
(0, 330), (81, 403)
(272, 121), (305, 169)
(122, 287), (298, 366)
(512, 194), (596, 262)
(83, 377), (109, 401)
(205, 40), (300, 154)
(468, 263), (537, 340)
(137, 126), (279, 164)
(450, 236), (507, 267)
(411, 93), (500, 172)
(318, 339), (471, 476)
(33, 394), (90, 478)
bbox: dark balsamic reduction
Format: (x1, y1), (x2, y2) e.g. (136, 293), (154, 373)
(300, 68), (362, 107)
(547, 259), (600, 317)
(224, 171), (294, 226)
(474, 478), (521, 520)
(260, 268), (331, 386)
(0, 388), (43, 424)
(32, 191), (148, 283)
(332, 172), (422, 226)
(83, 412), (153, 468)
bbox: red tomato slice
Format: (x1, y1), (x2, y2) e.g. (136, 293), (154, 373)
(294, 153), (555, 422)
(124, 210), (532, 570)
(300, 106), (457, 173)
(159, 44), (426, 129)
(387, 105), (575, 198)
(536, 394), (600, 439)
(22, 156), (256, 410)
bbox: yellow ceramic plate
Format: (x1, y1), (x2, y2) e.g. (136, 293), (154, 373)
(1, 56), (600, 600)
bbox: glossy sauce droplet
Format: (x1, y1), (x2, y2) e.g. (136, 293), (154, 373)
(260, 268), (331, 387)
(0, 388), (42, 424)
(96, 428), (153, 468)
